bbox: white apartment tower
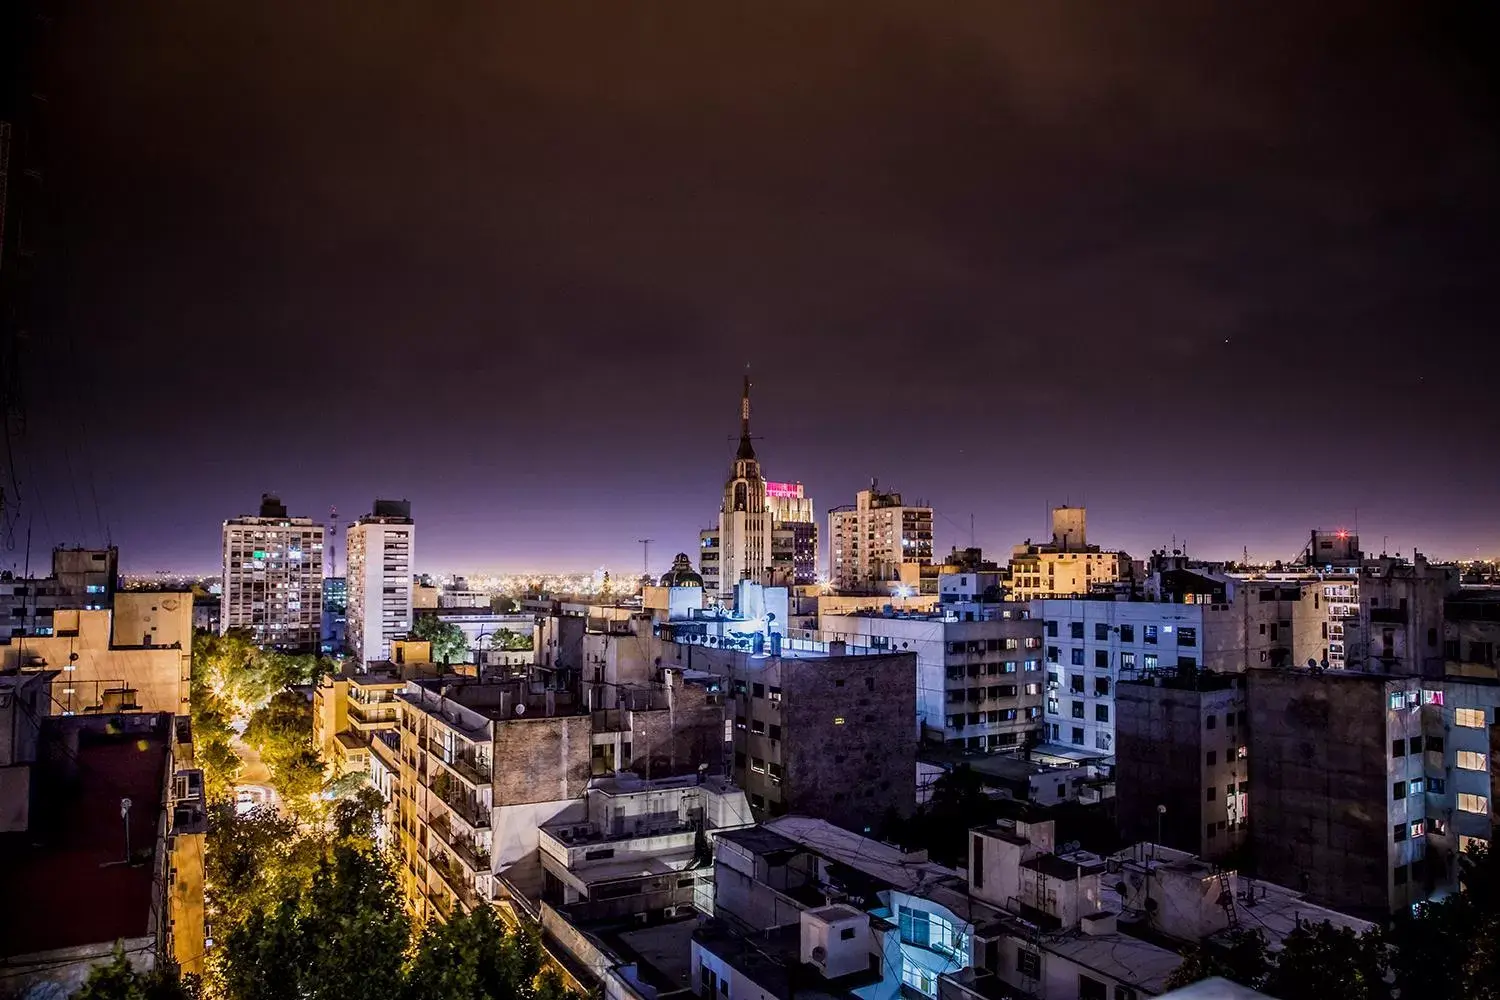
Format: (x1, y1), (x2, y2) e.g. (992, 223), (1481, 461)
(711, 377), (770, 604)
(827, 481), (934, 593)
(221, 494), (324, 651)
(347, 499), (416, 664)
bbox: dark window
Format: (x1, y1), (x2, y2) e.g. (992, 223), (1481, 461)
(1094, 677), (1110, 696)
(1095, 623), (1110, 641)
(1095, 704), (1109, 722)
(1070, 622), (1084, 639)
(1178, 627), (1197, 647)
(1072, 701), (1085, 719)
(1392, 739), (1404, 759)
(840, 927), (856, 940)
(1429, 736), (1444, 753)
(1393, 781), (1406, 799)
(1119, 624), (1134, 642)
(1394, 864), (1409, 886)
(1071, 727), (1084, 744)
(1045, 621), (1058, 638)
(1206, 714), (1217, 730)
(752, 683), (765, 698)
(1409, 735), (1422, 754)
(1206, 786), (1216, 801)
(1206, 751), (1217, 766)
(1393, 823), (1407, 843)
(584, 848), (615, 860)
(1070, 675), (1085, 693)
(1095, 649), (1109, 668)
(1144, 625), (1158, 644)
(1071, 648), (1085, 666)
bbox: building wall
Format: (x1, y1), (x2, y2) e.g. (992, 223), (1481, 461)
(1115, 679), (1247, 859)
(492, 716), (593, 807)
(629, 674), (728, 780)
(819, 613), (1044, 749)
(1247, 670), (1420, 917)
(6, 608), (188, 716)
(829, 488), (934, 593)
(111, 592), (193, 652)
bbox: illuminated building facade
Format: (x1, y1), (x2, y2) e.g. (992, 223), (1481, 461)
(347, 499), (416, 664)
(827, 481), (934, 593)
(220, 494), (324, 651)
(702, 378), (769, 604)
(1007, 506), (1129, 602)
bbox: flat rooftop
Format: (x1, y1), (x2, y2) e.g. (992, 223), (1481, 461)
(0, 715), (172, 957)
(765, 816), (961, 895)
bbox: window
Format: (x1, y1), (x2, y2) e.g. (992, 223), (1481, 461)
(1389, 692), (1409, 711)
(1072, 701), (1085, 719)
(1393, 781), (1406, 799)
(1078, 975), (1107, 1000)
(1206, 714), (1217, 730)
(751, 757), (766, 774)
(1460, 834), (1490, 854)
(1456, 708), (1486, 729)
(1178, 627), (1197, 647)
(1071, 648), (1085, 666)
(1046, 620), (1058, 637)
(1025, 683), (1041, 696)
(1393, 823), (1407, 843)
(1144, 625), (1158, 644)
(1070, 622), (1084, 639)
(1422, 689), (1444, 706)
(1430, 777), (1446, 794)
(900, 957), (936, 998)
(1391, 739), (1405, 759)
(1120, 624), (1135, 642)
(1429, 736), (1445, 753)
(1143, 654), (1159, 670)
(1094, 677), (1110, 696)
(1206, 750), (1217, 766)
(1072, 727), (1084, 744)
(1410, 735), (1423, 754)
(1394, 864), (1409, 886)
(1094, 649), (1109, 668)
(1095, 623), (1110, 641)
(769, 724), (782, 740)
(1457, 751), (1487, 771)
(1409, 778), (1424, 795)
(1070, 675), (1085, 693)
(1458, 794), (1488, 814)
(1206, 786), (1216, 802)
(1120, 652), (1136, 669)
(1095, 704), (1109, 722)
(1411, 820), (1425, 838)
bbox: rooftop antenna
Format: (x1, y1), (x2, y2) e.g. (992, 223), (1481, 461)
(638, 538), (653, 580)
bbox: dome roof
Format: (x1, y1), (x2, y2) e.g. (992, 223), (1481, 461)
(660, 553), (704, 588)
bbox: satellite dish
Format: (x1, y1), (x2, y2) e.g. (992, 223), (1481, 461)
(514, 703), (526, 716)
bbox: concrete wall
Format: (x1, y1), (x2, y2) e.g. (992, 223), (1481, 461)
(1247, 670), (1415, 917)
(1115, 679), (1247, 858)
(630, 675), (727, 780)
(7, 609), (188, 716)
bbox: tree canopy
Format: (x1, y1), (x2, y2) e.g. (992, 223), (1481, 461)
(411, 616), (470, 664)
(489, 628), (533, 652)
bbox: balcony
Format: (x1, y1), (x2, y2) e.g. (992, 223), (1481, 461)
(1370, 608), (1409, 625)
(429, 813), (492, 873)
(423, 770), (491, 830)
(348, 700), (399, 728)
(424, 737), (492, 787)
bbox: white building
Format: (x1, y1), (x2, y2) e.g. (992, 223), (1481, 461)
(220, 494), (324, 651)
(819, 604), (1044, 749)
(347, 499), (415, 665)
(828, 481), (934, 594)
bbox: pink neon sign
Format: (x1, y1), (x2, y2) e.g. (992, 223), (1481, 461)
(765, 482), (803, 498)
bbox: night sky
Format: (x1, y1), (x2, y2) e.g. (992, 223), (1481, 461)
(10, 1), (1499, 575)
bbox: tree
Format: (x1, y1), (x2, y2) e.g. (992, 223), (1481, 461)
(217, 844), (409, 1000)
(1390, 841), (1500, 1000)
(412, 615), (469, 664)
(1262, 921), (1389, 1000)
(491, 595), (519, 614)
(489, 628), (533, 652)
(403, 907), (576, 1000)
(1163, 929), (1268, 992)
(75, 944), (195, 1000)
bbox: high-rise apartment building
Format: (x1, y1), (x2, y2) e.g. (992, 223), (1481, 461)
(827, 481), (933, 593)
(220, 494), (324, 652)
(347, 499), (415, 665)
(766, 481), (818, 587)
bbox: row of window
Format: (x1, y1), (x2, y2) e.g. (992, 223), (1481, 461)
(1046, 621), (1195, 645)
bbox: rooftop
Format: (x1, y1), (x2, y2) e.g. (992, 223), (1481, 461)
(1020, 850), (1108, 882)
(0, 714), (173, 957)
(692, 921), (881, 1000)
(765, 816), (961, 896)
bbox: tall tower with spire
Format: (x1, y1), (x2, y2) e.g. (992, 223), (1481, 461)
(715, 376), (770, 603)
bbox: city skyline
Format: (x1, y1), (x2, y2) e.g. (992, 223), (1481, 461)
(7, 1), (1498, 575)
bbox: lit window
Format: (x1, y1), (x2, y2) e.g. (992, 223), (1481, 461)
(1456, 708), (1486, 729)
(1460, 835), (1490, 854)
(1389, 691), (1409, 711)
(1422, 690), (1445, 706)
(900, 957), (936, 998)
(1457, 794), (1488, 815)
(833, 717), (845, 726)
(1411, 820), (1425, 838)
(1457, 751), (1487, 771)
